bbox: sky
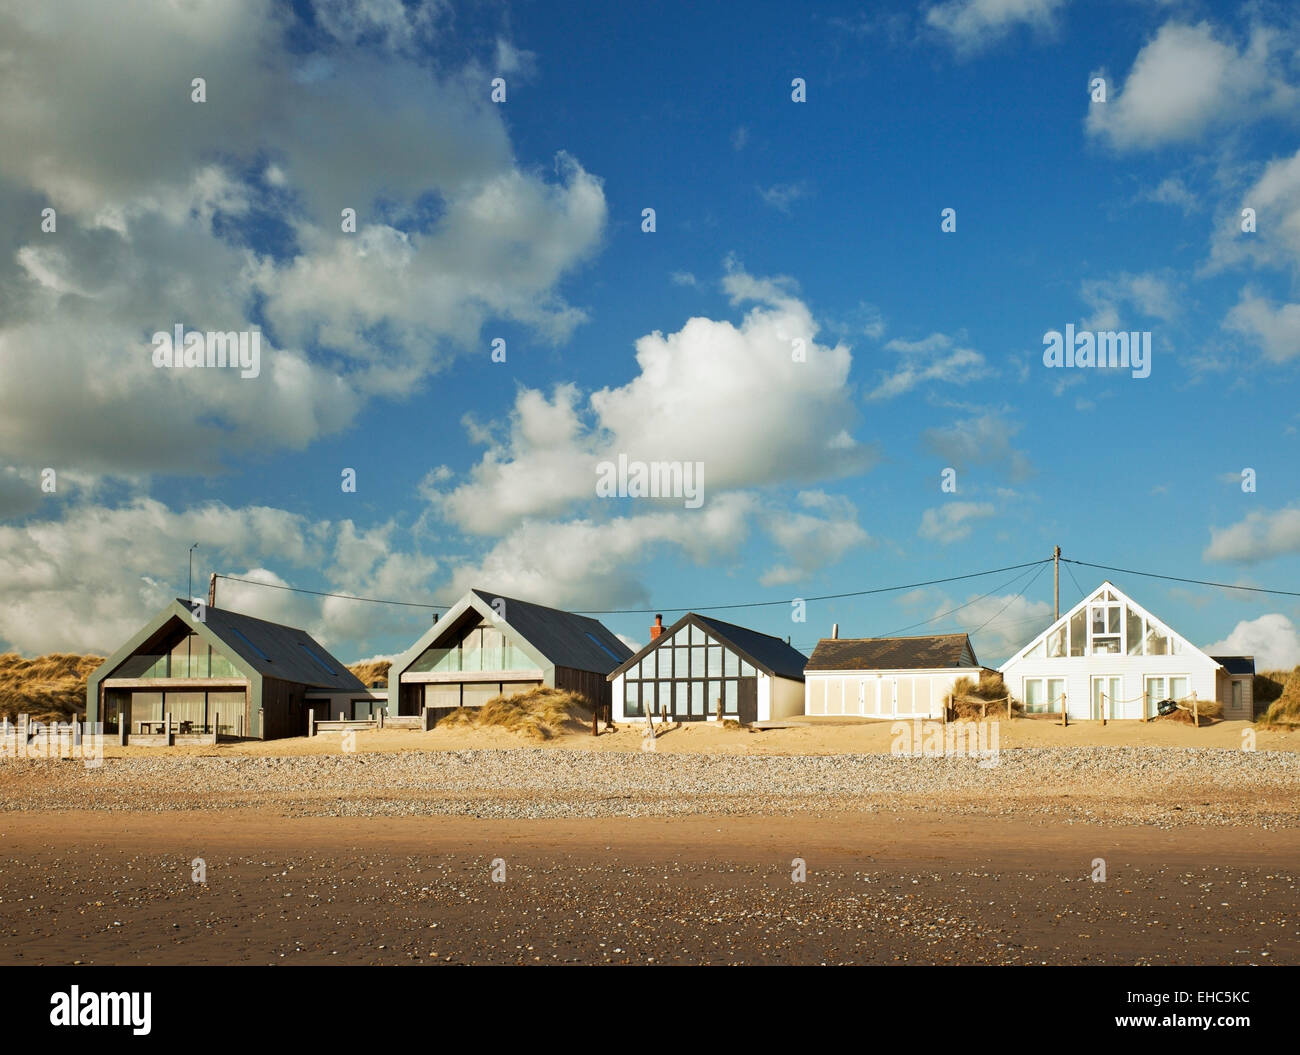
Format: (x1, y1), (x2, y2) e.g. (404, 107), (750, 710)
(1, 0), (1299, 669)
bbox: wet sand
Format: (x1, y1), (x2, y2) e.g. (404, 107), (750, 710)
(1, 809), (1295, 965)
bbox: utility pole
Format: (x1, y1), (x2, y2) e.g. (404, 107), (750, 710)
(188, 542), (199, 602)
(1053, 545), (1061, 621)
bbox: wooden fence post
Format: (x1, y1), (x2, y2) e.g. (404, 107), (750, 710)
(165, 711), (172, 746)
(308, 708), (315, 737)
(1060, 694), (1067, 727)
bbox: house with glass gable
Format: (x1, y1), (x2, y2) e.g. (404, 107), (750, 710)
(608, 613), (808, 724)
(388, 588), (631, 722)
(999, 581), (1254, 721)
(86, 599), (376, 739)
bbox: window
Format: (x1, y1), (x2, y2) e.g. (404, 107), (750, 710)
(723, 650), (738, 678)
(707, 646), (722, 678)
(1069, 609), (1086, 656)
(1089, 603), (1122, 654)
(299, 643), (338, 677)
(1046, 626), (1066, 658)
(1126, 608), (1144, 655)
(1232, 680), (1243, 713)
(1145, 675), (1190, 713)
(660, 647), (674, 679)
(1022, 678), (1064, 714)
(690, 645), (705, 679)
(689, 681), (704, 716)
(229, 627), (271, 662)
(624, 680), (641, 718)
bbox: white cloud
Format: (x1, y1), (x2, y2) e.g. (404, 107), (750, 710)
(921, 413), (1033, 481)
(1204, 506), (1300, 563)
(1209, 147), (1300, 275)
(760, 491), (871, 586)
(430, 265), (875, 535)
(1086, 21), (1298, 151)
(1224, 292), (1300, 362)
(1204, 613), (1300, 669)
(1080, 271), (1179, 330)
(926, 0), (1066, 55)
(869, 333), (989, 400)
(0, 0), (606, 476)
(757, 182), (809, 213)
(0, 497), (438, 655)
(918, 502), (996, 544)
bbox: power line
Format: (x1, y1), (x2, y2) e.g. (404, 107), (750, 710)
(877, 561), (1045, 637)
(1064, 560), (1087, 603)
(1061, 559), (1300, 599)
(971, 561), (1049, 634)
(215, 560), (1053, 616)
(575, 559), (1053, 614)
(215, 573), (449, 610)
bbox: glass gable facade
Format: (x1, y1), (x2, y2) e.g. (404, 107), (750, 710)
(1019, 589), (1182, 661)
(623, 622), (757, 721)
(112, 631), (242, 680)
(407, 618), (537, 673)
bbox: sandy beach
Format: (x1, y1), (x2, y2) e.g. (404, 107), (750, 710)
(0, 717), (1297, 966)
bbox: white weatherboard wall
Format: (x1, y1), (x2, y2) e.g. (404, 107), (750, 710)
(804, 669), (981, 720)
(1000, 582), (1229, 720)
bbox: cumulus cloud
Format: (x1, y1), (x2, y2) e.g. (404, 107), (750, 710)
(1204, 506), (1300, 563)
(918, 502), (996, 544)
(760, 491), (871, 586)
(429, 265), (875, 535)
(0, 0), (605, 476)
(869, 333), (989, 400)
(926, 0), (1066, 55)
(0, 497), (438, 655)
(1223, 291), (1300, 363)
(1080, 271), (1179, 330)
(1086, 21), (1299, 151)
(1209, 147), (1300, 276)
(920, 413), (1033, 480)
(757, 182), (809, 213)
(1204, 613), (1300, 669)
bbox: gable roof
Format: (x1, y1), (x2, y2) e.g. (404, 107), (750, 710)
(392, 589), (632, 679)
(90, 599), (366, 693)
(1212, 655), (1256, 676)
(607, 612), (808, 681)
(199, 604), (366, 690)
(805, 632), (978, 672)
(998, 580), (1217, 671)
(468, 589), (632, 673)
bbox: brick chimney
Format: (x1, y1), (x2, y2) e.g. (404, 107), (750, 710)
(650, 614), (664, 640)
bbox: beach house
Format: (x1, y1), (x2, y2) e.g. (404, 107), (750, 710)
(608, 613), (807, 724)
(86, 599), (377, 739)
(387, 588), (631, 724)
(803, 631), (986, 719)
(998, 581), (1254, 720)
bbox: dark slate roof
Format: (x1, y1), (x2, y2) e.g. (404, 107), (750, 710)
(694, 615), (808, 680)
(471, 589), (632, 674)
(196, 603), (366, 691)
(607, 612), (808, 680)
(1211, 655), (1256, 675)
(806, 633), (977, 672)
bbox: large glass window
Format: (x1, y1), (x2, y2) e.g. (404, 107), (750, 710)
(1046, 626), (1066, 658)
(1069, 609), (1087, 656)
(624, 681), (641, 717)
(723, 650), (739, 678)
(1126, 608), (1144, 655)
(707, 646), (722, 678)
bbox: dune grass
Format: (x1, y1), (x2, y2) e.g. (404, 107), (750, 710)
(437, 686), (592, 741)
(1258, 666), (1300, 728)
(347, 659), (391, 689)
(949, 671), (1016, 719)
(0, 652), (105, 723)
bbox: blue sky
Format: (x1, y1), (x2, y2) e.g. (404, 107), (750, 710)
(1, 0), (1299, 668)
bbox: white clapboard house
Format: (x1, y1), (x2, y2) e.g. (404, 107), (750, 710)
(803, 631), (986, 720)
(999, 581), (1254, 721)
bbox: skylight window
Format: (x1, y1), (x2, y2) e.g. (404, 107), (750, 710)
(585, 631), (623, 663)
(299, 643), (337, 676)
(229, 627), (271, 661)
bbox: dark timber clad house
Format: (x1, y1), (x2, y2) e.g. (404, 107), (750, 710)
(388, 588), (632, 721)
(86, 599), (376, 739)
(608, 613), (808, 724)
